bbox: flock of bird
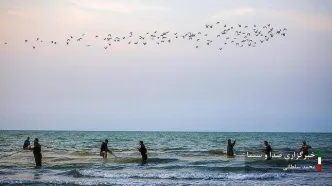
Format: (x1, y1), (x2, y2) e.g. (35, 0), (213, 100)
(3, 22), (287, 51)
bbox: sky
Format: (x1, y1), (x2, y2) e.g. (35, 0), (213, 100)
(0, 0), (332, 132)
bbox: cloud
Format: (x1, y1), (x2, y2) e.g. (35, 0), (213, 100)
(67, 0), (169, 13)
(211, 8), (255, 20)
(270, 10), (332, 31)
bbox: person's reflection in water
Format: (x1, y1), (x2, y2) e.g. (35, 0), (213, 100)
(33, 173), (41, 180)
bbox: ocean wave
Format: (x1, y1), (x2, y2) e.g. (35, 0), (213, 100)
(70, 151), (96, 157)
(114, 157), (179, 164)
(208, 149), (225, 155)
(62, 169), (286, 181)
(226, 173), (287, 180)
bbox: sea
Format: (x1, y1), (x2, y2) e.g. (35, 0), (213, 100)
(0, 131), (331, 186)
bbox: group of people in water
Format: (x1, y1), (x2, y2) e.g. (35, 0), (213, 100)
(22, 137), (311, 168)
(99, 139), (148, 163)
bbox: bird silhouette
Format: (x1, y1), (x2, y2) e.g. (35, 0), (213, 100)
(219, 48), (222, 50)
(216, 22), (220, 24)
(25, 40), (28, 42)
(5, 42), (7, 44)
(32, 46), (35, 49)
(36, 38), (39, 41)
(196, 46), (198, 48)
(104, 47), (108, 49)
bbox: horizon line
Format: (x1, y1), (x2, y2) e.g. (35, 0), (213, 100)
(0, 129), (331, 133)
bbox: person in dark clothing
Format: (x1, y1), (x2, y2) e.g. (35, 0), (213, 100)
(263, 141), (272, 160)
(100, 139), (113, 159)
(227, 139), (236, 157)
(138, 141), (147, 163)
(23, 137), (30, 150)
(28, 138), (42, 168)
(299, 141), (312, 159)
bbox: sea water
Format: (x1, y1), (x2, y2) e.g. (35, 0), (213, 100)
(0, 131), (331, 185)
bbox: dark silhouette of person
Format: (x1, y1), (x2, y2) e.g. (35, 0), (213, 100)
(138, 141), (147, 163)
(227, 139), (236, 157)
(28, 138), (42, 168)
(23, 137), (30, 150)
(263, 141), (272, 160)
(299, 141), (312, 159)
(100, 139), (112, 159)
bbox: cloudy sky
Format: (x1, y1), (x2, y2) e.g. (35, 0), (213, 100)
(0, 0), (331, 132)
